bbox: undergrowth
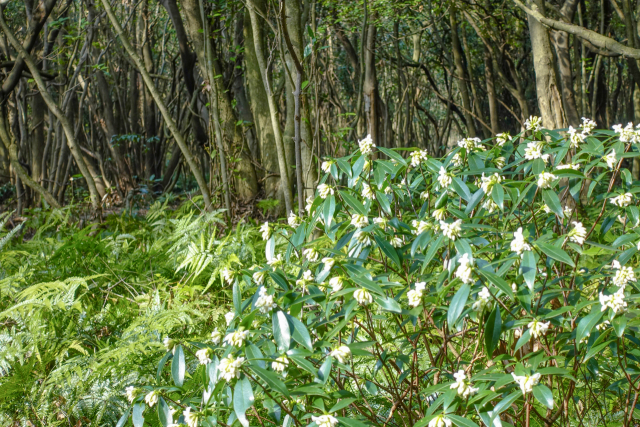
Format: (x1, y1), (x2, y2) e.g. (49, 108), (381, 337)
(0, 201), (265, 426)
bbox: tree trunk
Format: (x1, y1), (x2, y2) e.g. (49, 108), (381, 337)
(450, 7), (476, 137)
(245, 0), (293, 214)
(526, 0), (567, 128)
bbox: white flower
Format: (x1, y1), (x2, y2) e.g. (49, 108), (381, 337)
(524, 115), (543, 132)
(480, 172), (502, 194)
(195, 348), (212, 365)
(253, 270), (266, 285)
(432, 207), (447, 221)
(224, 328), (250, 347)
(537, 172), (556, 189)
(569, 221), (587, 245)
(451, 152), (463, 167)
(318, 184), (334, 199)
(145, 390), (159, 407)
(512, 372), (541, 394)
(219, 355), (245, 382)
(581, 118), (597, 134)
(329, 345), (351, 364)
(472, 287), (492, 312)
(407, 282), (426, 307)
(437, 167), (452, 189)
(183, 407), (198, 427)
(410, 149), (429, 167)
(321, 160), (334, 173)
(524, 140), (546, 161)
(440, 219), (462, 240)
(450, 370), (479, 398)
(412, 220), (431, 235)
(304, 248), (320, 262)
(267, 253), (284, 270)
(260, 222), (271, 240)
(428, 414), (452, 427)
(511, 227), (531, 255)
(458, 137), (483, 151)
(528, 319), (550, 339)
(272, 355), (289, 372)
(613, 123), (640, 143)
(610, 193), (633, 207)
(600, 288), (627, 314)
(390, 236), (404, 248)
(329, 277), (344, 293)
(163, 337), (175, 352)
(567, 125), (586, 148)
(255, 287), (277, 314)
(351, 214), (369, 229)
(556, 163), (580, 170)
(211, 328), (223, 345)
(305, 195), (315, 213)
(355, 231), (373, 246)
(359, 134), (375, 155)
(494, 156), (506, 168)
(312, 414), (339, 427)
(455, 253), (473, 284)
(362, 182), (375, 199)
(496, 133), (510, 146)
(481, 198), (498, 213)
(225, 311), (235, 325)
(296, 270), (314, 288)
(602, 149), (617, 169)
(321, 258), (335, 270)
(354, 288), (373, 305)
(221, 268), (235, 285)
(125, 386), (138, 403)
(288, 212), (301, 228)
(612, 260), (636, 287)
(373, 216), (388, 229)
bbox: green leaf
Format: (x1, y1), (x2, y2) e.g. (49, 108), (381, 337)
(452, 177), (471, 201)
(234, 376), (254, 427)
(484, 305), (501, 356)
(172, 345), (185, 387)
(542, 190), (563, 218)
(373, 294), (403, 313)
(491, 184), (504, 210)
(318, 356), (333, 383)
(514, 328), (532, 353)
(532, 384), (554, 409)
(339, 190), (367, 215)
(448, 283), (470, 327)
(491, 391), (521, 420)
(158, 397), (171, 427)
(336, 417), (371, 427)
(133, 403), (144, 427)
(521, 251), (536, 291)
(422, 235), (444, 272)
(536, 242), (575, 267)
(249, 365), (290, 397)
(273, 311), (292, 352)
(157, 351), (172, 382)
(377, 147), (407, 165)
(448, 415), (481, 427)
(233, 282), (241, 313)
(329, 398), (357, 413)
(478, 269), (514, 298)
(324, 196), (336, 229)
(374, 235), (401, 268)
(576, 306), (603, 346)
(116, 409), (130, 427)
(285, 313), (313, 350)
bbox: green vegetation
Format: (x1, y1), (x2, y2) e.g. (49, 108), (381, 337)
(5, 123), (640, 426)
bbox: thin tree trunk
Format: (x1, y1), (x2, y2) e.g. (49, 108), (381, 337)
(450, 7), (476, 137)
(100, 0), (213, 210)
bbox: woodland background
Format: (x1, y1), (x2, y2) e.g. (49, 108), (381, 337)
(0, 0), (639, 215)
